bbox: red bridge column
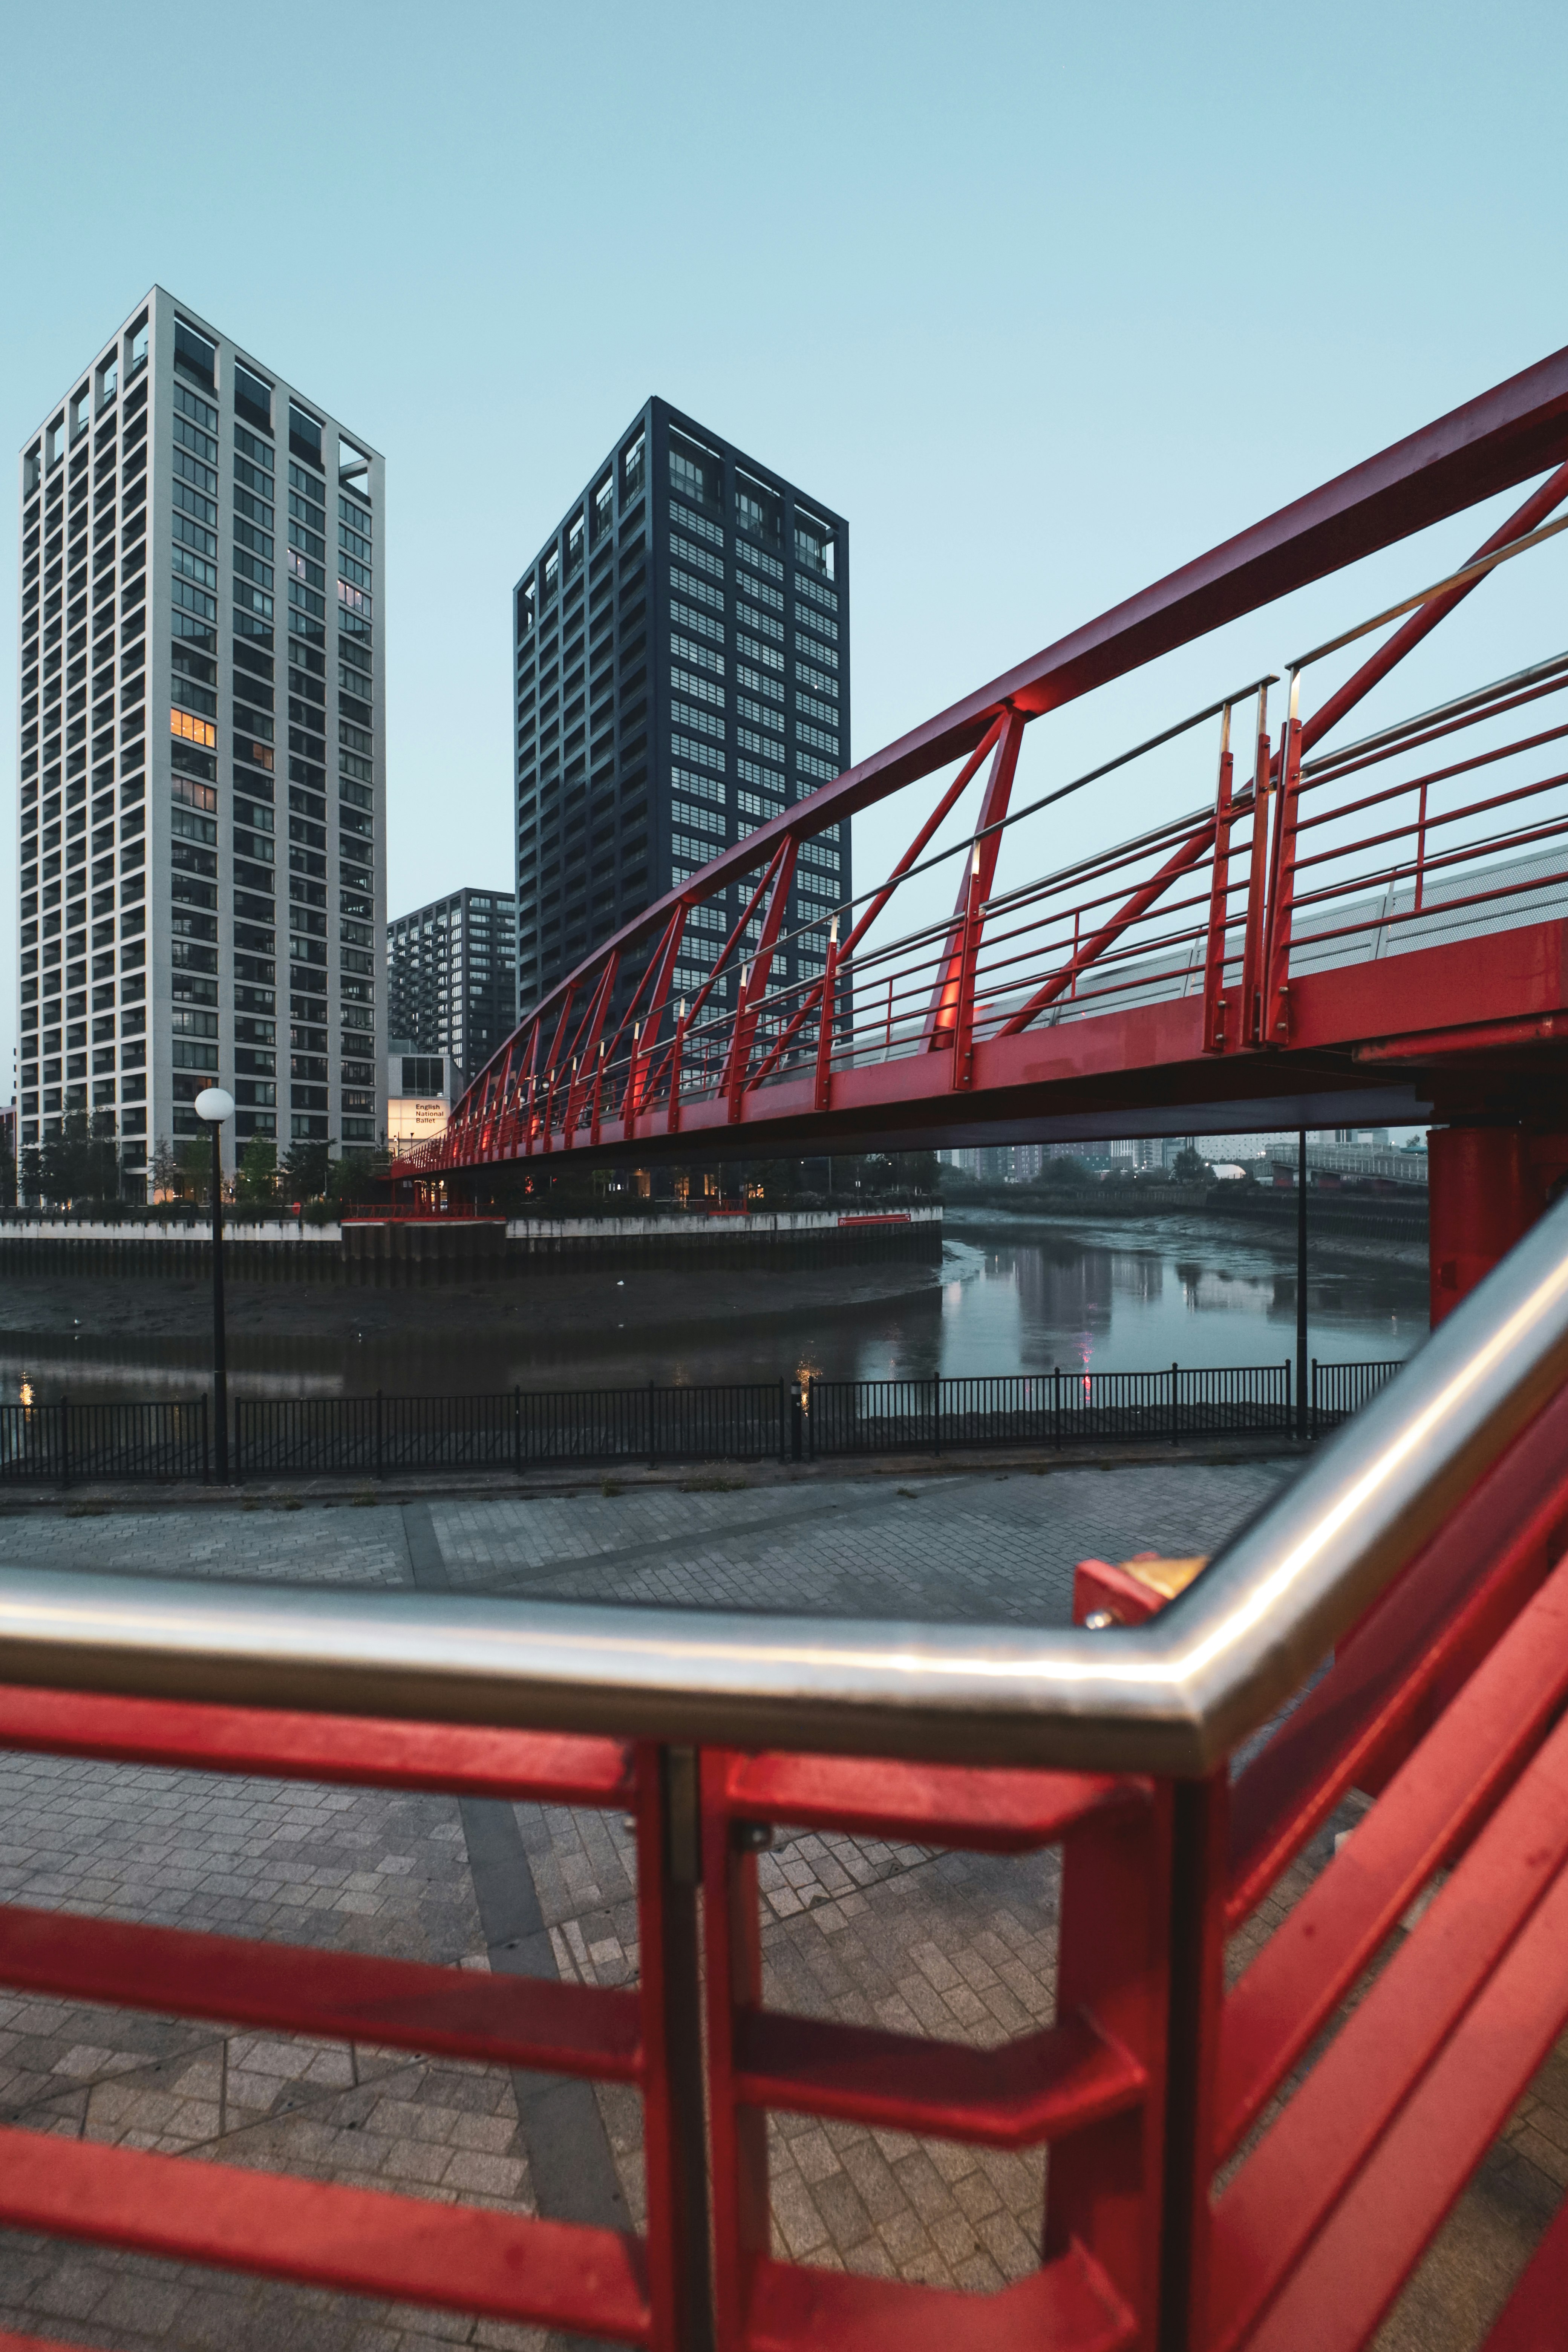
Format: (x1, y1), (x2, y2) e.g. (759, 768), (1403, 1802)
(1428, 1125), (1568, 1326)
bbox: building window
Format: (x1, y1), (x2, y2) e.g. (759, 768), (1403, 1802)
(288, 403), (324, 471)
(234, 363), (273, 434)
(735, 471), (782, 551)
(96, 352), (118, 409)
(543, 547), (559, 605)
(592, 474), (614, 542)
(174, 320), (217, 390)
(126, 315), (149, 377)
(567, 511), (584, 577)
(170, 709), (217, 750)
(622, 433), (645, 504)
(794, 511), (836, 581)
(669, 429), (721, 515)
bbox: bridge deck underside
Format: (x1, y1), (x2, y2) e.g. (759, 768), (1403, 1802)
(449, 911), (1566, 1167)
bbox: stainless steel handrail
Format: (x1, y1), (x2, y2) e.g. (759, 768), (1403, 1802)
(3, 1194), (1568, 1776)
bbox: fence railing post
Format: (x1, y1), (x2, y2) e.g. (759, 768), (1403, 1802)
(648, 1378), (657, 1472)
(513, 1384), (522, 1476)
(1054, 1363), (1062, 1449)
(1171, 1361), (1180, 1447)
(931, 1376), (941, 1457)
(59, 1395), (70, 1492)
(790, 1381), (804, 1464)
(647, 1743), (715, 2351)
(202, 1393), (210, 1486)
(1311, 1356), (1318, 1440)
(375, 1389), (384, 1480)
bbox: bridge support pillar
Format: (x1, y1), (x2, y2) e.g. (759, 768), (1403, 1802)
(1428, 1125), (1568, 1326)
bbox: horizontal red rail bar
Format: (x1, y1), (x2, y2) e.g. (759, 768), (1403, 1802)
(0, 1683), (634, 1807)
(1210, 1709), (1568, 2350)
(745, 2240), (1135, 2352)
(0, 1900), (643, 2081)
(734, 2006), (1143, 2148)
(1217, 1548), (1568, 2154)
(720, 1752), (1144, 1851)
(1227, 1381), (1568, 1922)
(0, 2121), (651, 2341)
(1239, 1846), (1568, 2352)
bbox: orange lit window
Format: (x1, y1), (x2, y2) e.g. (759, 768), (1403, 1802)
(170, 709), (217, 749)
(242, 740), (275, 771)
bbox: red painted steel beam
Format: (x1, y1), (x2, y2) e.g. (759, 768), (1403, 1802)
(734, 2006), (1144, 2149)
(1218, 1545), (1568, 2158)
(1209, 1709), (1568, 2351)
(0, 2123), (652, 2341)
(0, 1683), (634, 1805)
(0, 1900), (642, 2081)
(744, 2239), (1136, 2352)
(1238, 1845), (1568, 2352)
(720, 1751), (1144, 1852)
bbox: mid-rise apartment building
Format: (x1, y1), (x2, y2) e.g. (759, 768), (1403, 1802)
(14, 286), (386, 1185)
(386, 887), (516, 1085)
(513, 400), (850, 1020)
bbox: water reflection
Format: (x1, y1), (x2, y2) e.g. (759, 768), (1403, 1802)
(0, 1212), (1427, 1404)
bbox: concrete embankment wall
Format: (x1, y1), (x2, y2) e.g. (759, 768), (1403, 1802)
(0, 1208), (944, 1286)
(949, 1183), (1426, 1242)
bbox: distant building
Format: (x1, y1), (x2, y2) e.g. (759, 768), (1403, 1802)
(513, 398), (851, 1021)
(386, 888), (516, 1087)
(385, 1037), (456, 1153)
(15, 286), (386, 1186)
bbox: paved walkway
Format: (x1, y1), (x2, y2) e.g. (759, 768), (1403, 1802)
(0, 1461), (1550, 2349)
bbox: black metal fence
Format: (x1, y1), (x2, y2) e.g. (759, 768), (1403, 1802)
(0, 1360), (1407, 1485)
(1310, 1357), (1404, 1430)
(0, 1400), (209, 1485)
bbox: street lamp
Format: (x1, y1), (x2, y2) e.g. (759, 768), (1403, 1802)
(194, 1087), (234, 1482)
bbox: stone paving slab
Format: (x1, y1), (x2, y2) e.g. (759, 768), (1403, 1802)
(0, 1461), (1553, 2348)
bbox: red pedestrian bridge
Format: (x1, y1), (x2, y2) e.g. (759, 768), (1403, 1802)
(398, 346), (1568, 1323)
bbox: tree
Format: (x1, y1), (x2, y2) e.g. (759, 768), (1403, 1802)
(0, 1132), (15, 1210)
(177, 1138), (213, 1204)
(236, 1134), (278, 1211)
(19, 1147), (43, 1209)
(280, 1138), (332, 1203)
(326, 1146), (386, 1209)
(1170, 1145), (1208, 1184)
(1035, 1153), (1093, 1189)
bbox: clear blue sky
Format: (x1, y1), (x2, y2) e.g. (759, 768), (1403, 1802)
(5, 0), (1566, 1099)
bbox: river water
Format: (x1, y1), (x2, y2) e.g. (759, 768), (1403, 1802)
(0, 1210), (1428, 1403)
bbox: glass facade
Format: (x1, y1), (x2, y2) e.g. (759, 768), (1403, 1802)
(386, 888), (518, 1086)
(513, 400), (850, 1022)
(14, 289), (386, 1184)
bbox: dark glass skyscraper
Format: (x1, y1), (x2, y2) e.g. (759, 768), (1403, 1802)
(513, 400), (850, 1019)
(386, 886), (516, 1086)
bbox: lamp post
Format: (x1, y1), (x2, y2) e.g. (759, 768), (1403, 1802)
(194, 1087), (235, 1482)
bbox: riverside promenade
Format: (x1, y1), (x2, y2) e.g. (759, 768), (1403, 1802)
(0, 1460), (1555, 2349)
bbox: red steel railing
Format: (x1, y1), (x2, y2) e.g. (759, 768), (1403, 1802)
(405, 626), (1568, 1178)
(4, 1201), (1568, 2344)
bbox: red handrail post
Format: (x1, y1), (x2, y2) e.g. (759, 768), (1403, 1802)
(638, 1741), (715, 2350)
(1202, 703), (1236, 1054)
(1239, 684), (1274, 1046)
(1263, 671), (1305, 1046)
(952, 845), (983, 1089)
(813, 922), (839, 1112)
(1153, 1770), (1229, 2352)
